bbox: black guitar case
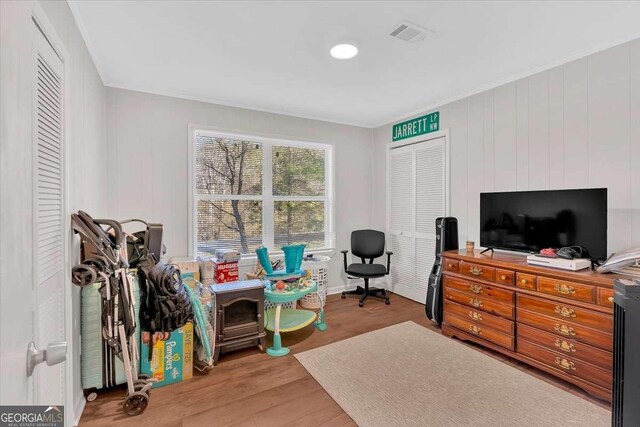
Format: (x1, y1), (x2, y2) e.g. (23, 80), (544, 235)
(426, 217), (458, 325)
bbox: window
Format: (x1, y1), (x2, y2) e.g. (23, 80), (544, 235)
(191, 129), (333, 256)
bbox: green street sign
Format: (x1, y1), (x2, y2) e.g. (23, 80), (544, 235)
(392, 112), (439, 142)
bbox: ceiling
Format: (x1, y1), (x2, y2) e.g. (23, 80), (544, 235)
(68, 1), (640, 128)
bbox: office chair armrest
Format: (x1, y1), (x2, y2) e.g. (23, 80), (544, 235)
(386, 251), (393, 274)
(341, 250), (349, 273)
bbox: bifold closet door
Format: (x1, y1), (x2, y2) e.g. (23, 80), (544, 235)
(33, 22), (66, 405)
(388, 144), (416, 301)
(387, 137), (446, 303)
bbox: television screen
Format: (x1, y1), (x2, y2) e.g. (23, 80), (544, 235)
(480, 188), (607, 260)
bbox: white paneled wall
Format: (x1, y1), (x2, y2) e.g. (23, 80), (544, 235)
(373, 39), (640, 255)
(563, 58), (589, 188)
(516, 80), (530, 190)
(493, 83), (517, 191)
(588, 45), (632, 251)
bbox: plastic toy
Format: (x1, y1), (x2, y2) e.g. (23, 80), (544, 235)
(255, 245), (306, 281)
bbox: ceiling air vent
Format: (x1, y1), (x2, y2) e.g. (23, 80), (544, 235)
(389, 21), (432, 43)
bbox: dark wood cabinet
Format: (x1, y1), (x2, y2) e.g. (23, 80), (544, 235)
(441, 249), (627, 402)
(211, 280), (267, 364)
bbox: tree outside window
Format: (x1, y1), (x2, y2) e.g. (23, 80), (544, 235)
(194, 133), (330, 255)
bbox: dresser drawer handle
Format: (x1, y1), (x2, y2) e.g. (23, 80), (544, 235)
(469, 284), (483, 294)
(554, 284), (576, 295)
(469, 298), (483, 308)
(555, 306), (576, 318)
(554, 339), (576, 353)
(520, 279), (528, 284)
(500, 275), (507, 280)
(468, 325), (482, 335)
(554, 323), (576, 336)
(469, 266), (483, 276)
(448, 263), (454, 269)
(468, 311), (483, 321)
(608, 296), (614, 303)
(554, 356), (576, 371)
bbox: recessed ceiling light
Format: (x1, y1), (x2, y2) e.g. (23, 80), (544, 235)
(330, 44), (358, 60)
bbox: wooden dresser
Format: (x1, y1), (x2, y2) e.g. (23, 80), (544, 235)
(441, 249), (626, 402)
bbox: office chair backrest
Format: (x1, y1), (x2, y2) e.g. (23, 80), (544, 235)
(351, 229), (385, 260)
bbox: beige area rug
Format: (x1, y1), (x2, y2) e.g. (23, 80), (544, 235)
(295, 321), (610, 427)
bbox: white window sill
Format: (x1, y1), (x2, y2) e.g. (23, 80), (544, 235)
(236, 248), (336, 267)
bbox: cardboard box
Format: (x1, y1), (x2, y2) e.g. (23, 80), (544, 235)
(214, 249), (241, 263)
(197, 256), (216, 282)
(169, 257), (200, 281)
(214, 260), (239, 283)
(140, 323), (193, 387)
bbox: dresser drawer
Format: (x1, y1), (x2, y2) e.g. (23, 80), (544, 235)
(496, 269), (515, 286)
(445, 313), (514, 350)
(516, 273), (537, 290)
(444, 287), (514, 319)
(444, 300), (514, 335)
(517, 324), (612, 370)
(459, 261), (495, 281)
(445, 277), (514, 305)
(538, 277), (595, 303)
(517, 295), (612, 332)
(443, 259), (459, 273)
(518, 339), (612, 389)
(598, 288), (614, 308)
(517, 308), (613, 351)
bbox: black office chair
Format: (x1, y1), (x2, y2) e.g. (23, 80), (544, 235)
(341, 230), (393, 307)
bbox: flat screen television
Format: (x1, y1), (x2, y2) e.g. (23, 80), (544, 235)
(480, 188), (607, 260)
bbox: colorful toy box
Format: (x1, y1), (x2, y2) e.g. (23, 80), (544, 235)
(214, 260), (239, 283)
(140, 323), (194, 387)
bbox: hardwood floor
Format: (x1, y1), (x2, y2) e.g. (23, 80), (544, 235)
(79, 292), (609, 426)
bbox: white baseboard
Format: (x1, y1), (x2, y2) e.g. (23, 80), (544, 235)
(73, 394), (85, 426)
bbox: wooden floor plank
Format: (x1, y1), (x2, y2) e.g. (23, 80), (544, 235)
(79, 292), (608, 426)
(182, 377), (322, 426)
(315, 413), (358, 427)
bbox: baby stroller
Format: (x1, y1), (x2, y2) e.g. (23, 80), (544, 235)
(71, 211), (154, 416)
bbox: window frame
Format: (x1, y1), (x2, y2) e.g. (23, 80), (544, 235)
(188, 125), (335, 258)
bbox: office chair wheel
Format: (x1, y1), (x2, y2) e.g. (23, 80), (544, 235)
(385, 299), (391, 305)
(358, 301), (364, 307)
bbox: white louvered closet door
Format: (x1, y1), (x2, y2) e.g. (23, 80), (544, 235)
(388, 137), (446, 303)
(33, 24), (65, 405)
(388, 145), (415, 300)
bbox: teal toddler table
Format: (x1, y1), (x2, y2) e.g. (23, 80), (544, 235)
(263, 281), (326, 356)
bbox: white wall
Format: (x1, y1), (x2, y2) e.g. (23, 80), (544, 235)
(105, 87), (374, 294)
(373, 39), (640, 256)
(0, 0), (107, 422)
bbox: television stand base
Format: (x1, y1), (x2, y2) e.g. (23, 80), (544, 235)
(480, 247), (494, 255)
